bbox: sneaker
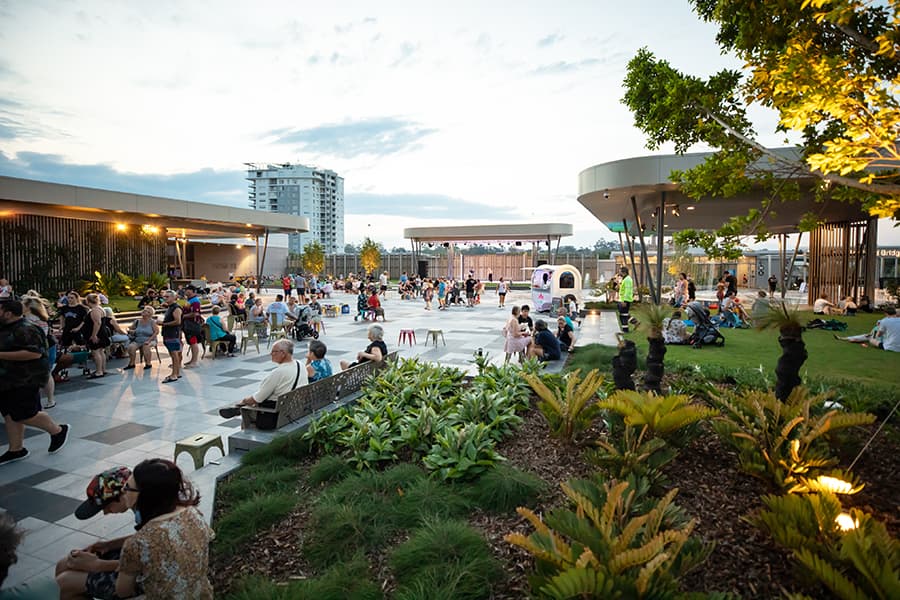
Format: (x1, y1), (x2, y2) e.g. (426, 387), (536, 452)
(43, 399), (56, 409)
(218, 406), (242, 419)
(48, 424), (70, 454)
(0, 448), (29, 466)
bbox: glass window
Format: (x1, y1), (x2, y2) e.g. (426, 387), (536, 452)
(559, 272), (575, 289)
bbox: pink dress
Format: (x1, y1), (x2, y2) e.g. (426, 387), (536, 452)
(503, 317), (530, 354)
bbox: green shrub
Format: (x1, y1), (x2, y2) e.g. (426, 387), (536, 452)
(465, 464), (547, 513)
(753, 492), (900, 599)
(225, 556), (382, 600)
(308, 455), (353, 487)
(598, 390), (716, 447)
(711, 387), (875, 491)
(241, 430), (313, 466)
(423, 423), (506, 481)
(390, 519), (503, 600)
(587, 420), (679, 487)
(214, 493), (298, 557)
(216, 464), (300, 508)
(525, 369), (605, 443)
(397, 477), (470, 525)
(506, 478), (711, 599)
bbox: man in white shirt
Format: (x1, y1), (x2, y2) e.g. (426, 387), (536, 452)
(877, 307), (900, 352)
(218, 339), (307, 417)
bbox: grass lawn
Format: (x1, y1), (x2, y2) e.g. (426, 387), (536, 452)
(595, 310), (899, 388)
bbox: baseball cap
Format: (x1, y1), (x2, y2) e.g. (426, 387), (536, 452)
(74, 466), (132, 520)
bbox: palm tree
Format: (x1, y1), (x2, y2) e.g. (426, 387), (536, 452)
(612, 333), (637, 391)
(756, 301), (807, 400)
(636, 303), (671, 395)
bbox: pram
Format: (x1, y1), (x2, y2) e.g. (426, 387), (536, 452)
(292, 307), (319, 340)
(685, 302), (725, 349)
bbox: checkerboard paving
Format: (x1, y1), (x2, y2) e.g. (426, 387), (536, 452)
(0, 287), (618, 589)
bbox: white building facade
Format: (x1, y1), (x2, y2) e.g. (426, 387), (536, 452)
(246, 163), (344, 254)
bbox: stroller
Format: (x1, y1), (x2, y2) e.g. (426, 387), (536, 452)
(685, 302), (725, 349)
(292, 306), (319, 340)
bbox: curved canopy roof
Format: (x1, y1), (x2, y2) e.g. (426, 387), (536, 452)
(577, 149), (869, 235)
(0, 176), (309, 238)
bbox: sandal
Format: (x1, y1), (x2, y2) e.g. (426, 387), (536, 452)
(87, 372), (106, 379)
(162, 375), (178, 383)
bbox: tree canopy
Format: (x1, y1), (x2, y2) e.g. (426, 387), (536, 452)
(301, 240), (325, 276)
(622, 0), (900, 251)
(359, 237), (382, 274)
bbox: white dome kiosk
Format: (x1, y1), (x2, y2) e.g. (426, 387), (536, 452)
(531, 264), (582, 313)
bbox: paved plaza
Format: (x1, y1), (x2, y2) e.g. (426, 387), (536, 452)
(0, 287), (618, 589)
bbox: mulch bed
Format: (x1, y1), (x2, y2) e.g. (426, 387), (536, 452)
(210, 397), (900, 599)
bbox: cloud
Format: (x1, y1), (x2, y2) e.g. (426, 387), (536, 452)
(537, 33), (564, 47)
(391, 42), (419, 67)
(345, 192), (515, 220)
(268, 117), (437, 158)
(0, 151), (248, 206)
(529, 58), (601, 75)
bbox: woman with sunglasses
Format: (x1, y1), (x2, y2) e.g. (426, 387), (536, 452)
(115, 459), (213, 599)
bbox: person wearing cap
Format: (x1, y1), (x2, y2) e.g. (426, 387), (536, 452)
(54, 466), (141, 599)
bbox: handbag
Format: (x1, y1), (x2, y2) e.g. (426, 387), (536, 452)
(256, 361), (302, 430)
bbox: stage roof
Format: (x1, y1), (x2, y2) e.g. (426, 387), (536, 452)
(404, 223), (572, 243)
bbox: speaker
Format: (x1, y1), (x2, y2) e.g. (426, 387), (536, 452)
(417, 260), (428, 278)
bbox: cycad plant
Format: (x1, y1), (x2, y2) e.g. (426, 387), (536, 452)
(753, 492), (900, 600)
(524, 369), (605, 443)
(755, 301), (807, 400)
(635, 303), (671, 395)
(505, 478), (711, 599)
(711, 387), (875, 491)
(599, 390), (717, 446)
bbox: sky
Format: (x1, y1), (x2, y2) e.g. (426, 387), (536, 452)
(1, 0), (897, 249)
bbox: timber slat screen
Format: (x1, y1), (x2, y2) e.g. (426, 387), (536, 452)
(808, 220), (869, 305)
(0, 214), (166, 293)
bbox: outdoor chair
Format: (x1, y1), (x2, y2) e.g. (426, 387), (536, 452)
(267, 314), (288, 348)
(202, 323), (230, 359)
(240, 321), (261, 355)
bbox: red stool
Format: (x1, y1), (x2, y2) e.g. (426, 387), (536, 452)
(399, 329), (416, 346)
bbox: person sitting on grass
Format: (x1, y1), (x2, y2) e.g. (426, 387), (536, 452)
(340, 324), (387, 370)
(527, 319), (561, 362)
(306, 339), (333, 382)
(813, 293), (840, 315)
(218, 339), (306, 418)
(839, 296), (858, 316)
(833, 306), (899, 349)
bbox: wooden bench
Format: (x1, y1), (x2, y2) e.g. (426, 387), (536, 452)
(236, 351), (399, 433)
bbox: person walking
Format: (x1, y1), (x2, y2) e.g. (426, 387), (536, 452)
(0, 299), (70, 466)
(497, 277), (508, 308)
(768, 274), (778, 295)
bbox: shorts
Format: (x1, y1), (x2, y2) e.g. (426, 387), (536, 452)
(163, 338), (182, 352)
(0, 386), (41, 422)
(380, 285), (387, 291)
(85, 550), (143, 599)
(298, 288), (306, 296)
(498, 292), (507, 297)
(466, 291), (474, 298)
(186, 335), (199, 345)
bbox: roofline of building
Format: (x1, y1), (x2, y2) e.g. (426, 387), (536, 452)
(0, 175), (310, 238)
(404, 223), (573, 243)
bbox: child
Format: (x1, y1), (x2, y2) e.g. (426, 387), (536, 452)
(354, 289), (368, 321)
(367, 289), (385, 321)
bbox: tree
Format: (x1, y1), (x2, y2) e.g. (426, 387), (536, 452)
(343, 243), (358, 254)
(301, 240), (325, 276)
(359, 237), (381, 275)
(622, 0), (900, 241)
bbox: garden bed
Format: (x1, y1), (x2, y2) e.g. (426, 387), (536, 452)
(209, 357), (900, 599)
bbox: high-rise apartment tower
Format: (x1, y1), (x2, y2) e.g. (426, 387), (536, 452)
(246, 163), (344, 254)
